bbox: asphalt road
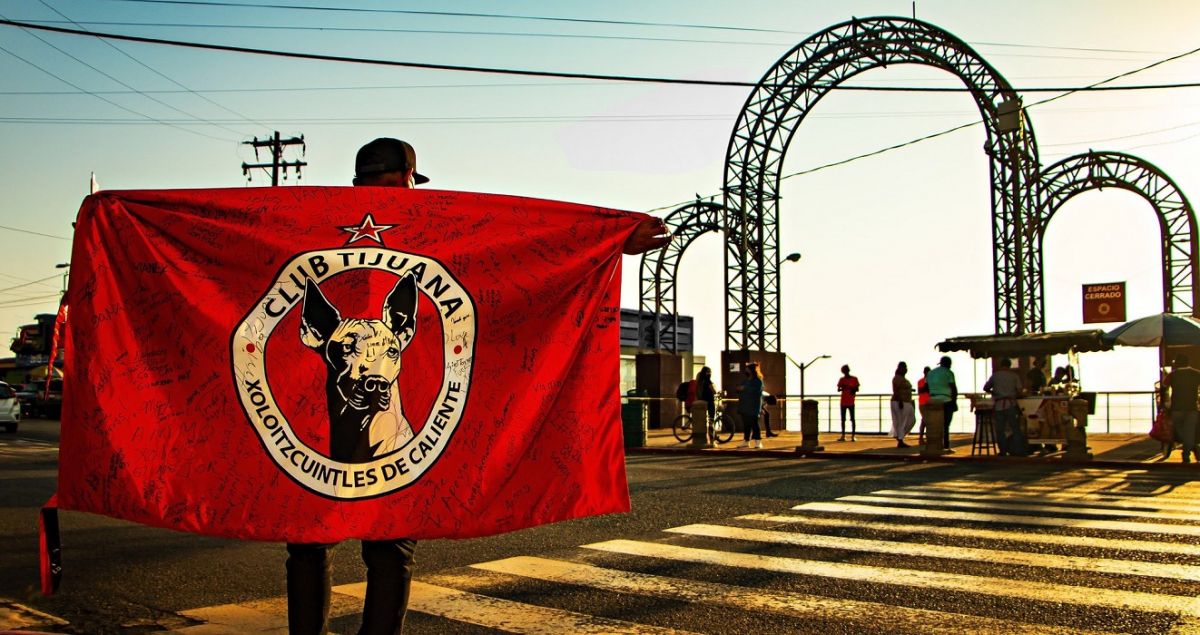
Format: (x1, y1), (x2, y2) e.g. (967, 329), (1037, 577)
(2, 418), (1198, 634)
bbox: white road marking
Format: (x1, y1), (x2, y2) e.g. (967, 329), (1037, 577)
(740, 513), (1200, 556)
(336, 580), (695, 634)
(794, 501), (1200, 537)
(468, 556), (1102, 635)
(876, 486), (1200, 514)
(665, 523), (1200, 581)
(582, 540), (1200, 617)
(838, 494), (1200, 522)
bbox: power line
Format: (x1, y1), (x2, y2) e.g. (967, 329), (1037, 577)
(95, 0), (809, 35)
(2, 10), (245, 139)
(4, 20), (1168, 61)
(1, 20), (1196, 93)
(37, 1), (269, 131)
(0, 224), (71, 241)
(0, 276), (63, 295)
(0, 28), (235, 142)
(94, 0), (1170, 56)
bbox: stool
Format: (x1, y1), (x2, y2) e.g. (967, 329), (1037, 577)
(971, 412), (998, 456)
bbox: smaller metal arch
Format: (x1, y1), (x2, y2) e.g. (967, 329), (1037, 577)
(639, 201), (725, 352)
(1037, 150), (1200, 316)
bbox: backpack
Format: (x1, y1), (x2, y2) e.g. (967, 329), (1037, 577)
(763, 392), (778, 406)
(675, 381), (689, 402)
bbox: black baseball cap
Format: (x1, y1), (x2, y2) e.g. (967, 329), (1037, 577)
(354, 137), (429, 184)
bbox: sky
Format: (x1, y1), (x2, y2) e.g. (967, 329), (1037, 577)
(1, 0), (1199, 395)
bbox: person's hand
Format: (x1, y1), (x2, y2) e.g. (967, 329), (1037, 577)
(623, 217), (671, 255)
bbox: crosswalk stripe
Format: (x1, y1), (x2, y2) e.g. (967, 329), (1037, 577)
(468, 556), (1103, 635)
(582, 540), (1200, 617)
(838, 494), (1200, 523)
(907, 483), (1200, 512)
(869, 488), (1200, 516)
(665, 523), (1200, 581)
(739, 513), (1200, 557)
(939, 476), (1200, 498)
(336, 580), (695, 634)
(794, 502), (1200, 537)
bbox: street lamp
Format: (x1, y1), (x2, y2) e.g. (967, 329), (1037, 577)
(55, 263), (70, 295)
(784, 252), (801, 263)
(786, 354), (830, 400)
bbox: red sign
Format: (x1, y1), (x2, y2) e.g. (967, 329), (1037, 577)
(56, 187), (643, 544)
(1082, 282), (1126, 323)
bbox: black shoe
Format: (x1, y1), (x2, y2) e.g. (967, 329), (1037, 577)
(897, 441), (909, 448)
(766, 432), (778, 437)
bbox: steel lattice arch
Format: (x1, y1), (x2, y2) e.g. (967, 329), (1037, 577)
(639, 16), (1198, 356)
(1038, 151), (1200, 316)
(639, 200), (724, 352)
(722, 16), (1042, 351)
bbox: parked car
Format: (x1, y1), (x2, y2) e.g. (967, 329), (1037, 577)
(0, 381), (21, 432)
(14, 383), (38, 417)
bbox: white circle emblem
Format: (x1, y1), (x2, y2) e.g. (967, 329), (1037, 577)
(231, 247), (475, 500)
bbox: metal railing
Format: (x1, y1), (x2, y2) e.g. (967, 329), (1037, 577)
(779, 392), (1157, 435)
(622, 392), (1158, 435)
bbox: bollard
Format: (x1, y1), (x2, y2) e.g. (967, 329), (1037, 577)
(921, 401), (945, 457)
(1065, 398), (1093, 460)
(689, 399), (714, 448)
(795, 399), (823, 455)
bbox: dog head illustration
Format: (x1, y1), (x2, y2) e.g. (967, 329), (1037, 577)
(299, 274), (418, 462)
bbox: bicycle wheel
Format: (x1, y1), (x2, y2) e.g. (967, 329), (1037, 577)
(671, 413), (694, 443)
(712, 413), (736, 444)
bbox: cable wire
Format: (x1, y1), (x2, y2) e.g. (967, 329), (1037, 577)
(37, 1), (269, 131)
(1, 20), (1196, 93)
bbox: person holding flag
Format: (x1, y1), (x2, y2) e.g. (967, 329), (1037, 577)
(285, 137), (671, 635)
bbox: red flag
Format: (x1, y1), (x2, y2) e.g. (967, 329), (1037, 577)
(59, 187), (639, 544)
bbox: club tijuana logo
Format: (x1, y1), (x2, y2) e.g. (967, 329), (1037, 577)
(231, 214), (476, 499)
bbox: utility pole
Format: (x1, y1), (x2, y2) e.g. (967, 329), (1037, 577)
(241, 131), (307, 186)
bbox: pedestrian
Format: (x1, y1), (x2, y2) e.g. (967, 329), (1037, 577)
(836, 364), (860, 441)
(285, 137), (670, 635)
(679, 366), (718, 424)
(1027, 357), (1048, 395)
(889, 362), (915, 448)
(762, 391), (779, 437)
(737, 362), (765, 449)
(917, 366), (931, 444)
(1166, 354), (1200, 464)
(925, 356), (958, 452)
(984, 358), (1026, 457)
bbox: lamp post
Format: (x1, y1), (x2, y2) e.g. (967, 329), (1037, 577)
(55, 263), (70, 296)
(786, 354), (830, 400)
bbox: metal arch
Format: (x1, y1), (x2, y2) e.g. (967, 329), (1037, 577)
(1038, 150), (1200, 316)
(638, 200), (725, 352)
(723, 16), (1043, 351)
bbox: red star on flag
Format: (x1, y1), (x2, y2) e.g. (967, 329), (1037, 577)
(339, 214), (395, 245)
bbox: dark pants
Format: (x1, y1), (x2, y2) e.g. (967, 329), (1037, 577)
(942, 401), (956, 449)
(741, 411), (762, 441)
(993, 407), (1026, 455)
(287, 539), (417, 635)
(840, 405), (856, 436)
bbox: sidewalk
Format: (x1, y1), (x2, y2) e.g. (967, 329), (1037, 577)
(633, 427), (1198, 470)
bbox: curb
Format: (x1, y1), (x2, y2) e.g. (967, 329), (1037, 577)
(625, 446), (1200, 471)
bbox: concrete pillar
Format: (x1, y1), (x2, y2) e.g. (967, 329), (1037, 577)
(1066, 398), (1092, 460)
(689, 399), (714, 448)
(795, 399), (824, 455)
(921, 401), (945, 457)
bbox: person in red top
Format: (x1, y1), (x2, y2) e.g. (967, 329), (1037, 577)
(836, 364), (860, 441)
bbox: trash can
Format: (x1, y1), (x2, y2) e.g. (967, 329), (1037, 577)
(621, 388), (648, 448)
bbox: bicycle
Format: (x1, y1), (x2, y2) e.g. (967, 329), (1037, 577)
(671, 401), (736, 444)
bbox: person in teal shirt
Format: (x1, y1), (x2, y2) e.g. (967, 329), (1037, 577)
(925, 356), (958, 451)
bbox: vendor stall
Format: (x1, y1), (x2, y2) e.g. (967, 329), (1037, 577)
(937, 330), (1109, 458)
